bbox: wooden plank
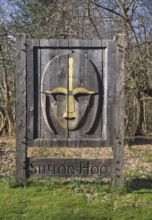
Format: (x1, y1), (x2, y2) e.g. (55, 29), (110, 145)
(27, 157), (113, 178)
(40, 46), (58, 139)
(67, 139), (107, 147)
(87, 40), (102, 147)
(30, 39), (106, 50)
(112, 34), (125, 186)
(40, 40), (60, 139)
(27, 138), (106, 147)
(101, 40), (107, 143)
(16, 33), (27, 183)
(39, 39), (69, 48)
(104, 40), (115, 146)
(56, 40), (68, 140)
(33, 41), (41, 141)
(40, 40), (69, 145)
(26, 40), (40, 144)
(26, 39), (34, 142)
(68, 40), (88, 147)
(36, 46), (41, 140)
(68, 39), (105, 49)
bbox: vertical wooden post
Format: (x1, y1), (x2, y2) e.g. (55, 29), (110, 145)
(113, 34), (125, 186)
(16, 33), (27, 183)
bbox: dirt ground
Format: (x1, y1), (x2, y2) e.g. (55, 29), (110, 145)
(0, 135), (152, 179)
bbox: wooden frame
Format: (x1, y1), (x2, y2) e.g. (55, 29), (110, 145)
(16, 34), (125, 186)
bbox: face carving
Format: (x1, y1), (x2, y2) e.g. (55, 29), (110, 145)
(41, 52), (100, 133)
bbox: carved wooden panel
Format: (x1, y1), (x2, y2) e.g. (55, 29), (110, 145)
(41, 53), (100, 133)
(16, 36), (125, 184)
(26, 40), (114, 147)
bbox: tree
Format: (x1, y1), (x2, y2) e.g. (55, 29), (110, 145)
(0, 3), (15, 134)
(94, 0), (152, 135)
(0, 0), (151, 136)
(8, 0), (104, 39)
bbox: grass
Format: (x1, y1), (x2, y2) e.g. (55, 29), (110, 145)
(1, 138), (152, 219)
(144, 150), (152, 163)
(0, 178), (152, 220)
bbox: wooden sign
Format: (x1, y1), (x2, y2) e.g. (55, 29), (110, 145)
(27, 158), (113, 178)
(16, 35), (125, 185)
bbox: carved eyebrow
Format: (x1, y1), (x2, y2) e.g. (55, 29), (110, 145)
(73, 88), (95, 95)
(45, 87), (67, 95)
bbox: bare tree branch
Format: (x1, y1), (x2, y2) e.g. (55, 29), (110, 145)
(94, 0), (126, 19)
(88, 0), (100, 38)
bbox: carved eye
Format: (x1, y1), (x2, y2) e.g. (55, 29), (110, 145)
(74, 93), (90, 102)
(73, 87), (95, 102)
(45, 87), (68, 102)
(52, 93), (66, 102)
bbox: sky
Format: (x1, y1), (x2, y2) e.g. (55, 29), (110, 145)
(0, 0), (16, 17)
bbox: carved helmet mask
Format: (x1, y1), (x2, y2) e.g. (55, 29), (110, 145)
(41, 52), (100, 133)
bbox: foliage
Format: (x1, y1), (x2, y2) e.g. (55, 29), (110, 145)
(43, 175), (54, 190)
(2, 173), (16, 188)
(72, 172), (82, 192)
(0, 0), (152, 135)
(1, 137), (152, 219)
(0, 3), (15, 134)
(144, 149), (152, 163)
(0, 179), (152, 219)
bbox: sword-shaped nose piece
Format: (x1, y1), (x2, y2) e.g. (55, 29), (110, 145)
(63, 95), (77, 119)
(63, 57), (77, 119)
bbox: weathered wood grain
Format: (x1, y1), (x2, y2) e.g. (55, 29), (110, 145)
(105, 40), (115, 146)
(16, 33), (27, 183)
(87, 40), (102, 147)
(68, 40), (88, 147)
(36, 46), (41, 139)
(16, 37), (125, 186)
(26, 39), (34, 141)
(27, 157), (113, 178)
(26, 40), (40, 145)
(40, 40), (69, 144)
(112, 34), (125, 186)
(40, 46), (58, 138)
(27, 138), (107, 147)
(56, 40), (68, 139)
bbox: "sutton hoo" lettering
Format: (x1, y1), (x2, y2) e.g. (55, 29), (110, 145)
(29, 160), (108, 177)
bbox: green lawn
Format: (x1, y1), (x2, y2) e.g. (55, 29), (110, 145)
(0, 178), (152, 220)
(1, 139), (152, 219)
